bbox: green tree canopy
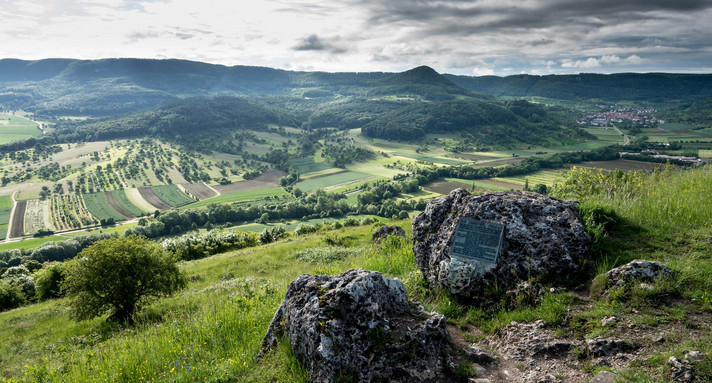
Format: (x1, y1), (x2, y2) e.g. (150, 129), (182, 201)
(66, 236), (185, 322)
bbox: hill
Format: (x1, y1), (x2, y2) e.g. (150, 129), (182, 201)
(444, 72), (712, 103)
(0, 165), (711, 381)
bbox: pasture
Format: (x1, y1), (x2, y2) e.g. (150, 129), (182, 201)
(151, 185), (196, 207)
(294, 171), (373, 192)
(0, 114), (41, 144)
(83, 192), (127, 221)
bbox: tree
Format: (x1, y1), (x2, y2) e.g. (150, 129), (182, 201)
(65, 236), (185, 322)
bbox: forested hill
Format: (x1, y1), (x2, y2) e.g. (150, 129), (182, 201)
(444, 72), (712, 102)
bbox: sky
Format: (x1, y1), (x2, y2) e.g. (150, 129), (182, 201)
(0, 0), (711, 76)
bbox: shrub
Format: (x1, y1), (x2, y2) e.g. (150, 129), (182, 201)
(162, 230), (258, 261)
(293, 247), (361, 264)
(259, 226), (286, 244)
(35, 262), (67, 301)
(65, 236), (186, 322)
(0, 283), (25, 311)
(295, 223), (318, 236)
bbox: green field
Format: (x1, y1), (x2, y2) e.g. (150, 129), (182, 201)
(151, 185), (196, 207)
(83, 192), (127, 221)
(0, 235), (66, 251)
(111, 189), (150, 216)
(288, 157), (332, 174)
(0, 195), (11, 238)
(493, 170), (566, 187)
(0, 115), (41, 145)
(444, 178), (511, 191)
(392, 152), (469, 165)
(181, 188), (290, 210)
(294, 171), (373, 192)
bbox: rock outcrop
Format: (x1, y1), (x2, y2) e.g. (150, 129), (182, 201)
(372, 225), (406, 242)
(605, 259), (674, 290)
(413, 189), (590, 300)
(261, 269), (452, 383)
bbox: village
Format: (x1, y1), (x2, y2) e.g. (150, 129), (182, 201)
(578, 104), (665, 126)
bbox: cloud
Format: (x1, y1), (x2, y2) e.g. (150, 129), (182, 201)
(292, 34), (347, 53)
(561, 55), (644, 68)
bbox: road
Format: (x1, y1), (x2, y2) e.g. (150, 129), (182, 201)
(612, 125), (630, 145)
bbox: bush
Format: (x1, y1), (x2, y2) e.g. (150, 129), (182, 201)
(162, 230), (258, 261)
(293, 247), (361, 264)
(0, 283), (25, 311)
(65, 236), (186, 322)
(259, 226), (286, 244)
(35, 262), (67, 301)
(294, 223), (318, 236)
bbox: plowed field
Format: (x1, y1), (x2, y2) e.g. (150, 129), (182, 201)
(181, 183), (217, 200)
(138, 187), (171, 210)
(10, 200), (25, 237)
(104, 191), (134, 218)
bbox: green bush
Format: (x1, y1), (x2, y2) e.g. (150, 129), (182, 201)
(65, 236), (186, 322)
(259, 226), (286, 244)
(34, 262), (68, 301)
(0, 282), (25, 311)
(293, 247), (361, 264)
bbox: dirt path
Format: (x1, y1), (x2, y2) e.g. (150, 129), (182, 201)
(612, 125), (630, 145)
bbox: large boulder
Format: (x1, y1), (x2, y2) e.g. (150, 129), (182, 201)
(605, 259), (673, 290)
(261, 269), (452, 383)
(413, 189), (590, 300)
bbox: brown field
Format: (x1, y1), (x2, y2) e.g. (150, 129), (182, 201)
(181, 183), (218, 200)
(10, 201), (26, 237)
(301, 170), (348, 181)
(138, 187), (172, 210)
(470, 157), (524, 168)
(423, 180), (473, 195)
(214, 169), (286, 194)
(448, 153), (495, 161)
(578, 159), (666, 172)
(104, 191), (134, 218)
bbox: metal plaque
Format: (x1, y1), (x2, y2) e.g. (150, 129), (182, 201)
(449, 218), (504, 263)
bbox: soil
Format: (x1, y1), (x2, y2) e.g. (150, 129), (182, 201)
(424, 180), (476, 195)
(181, 182), (217, 200)
(138, 187), (172, 210)
(214, 170), (286, 194)
(104, 191), (134, 218)
(10, 201), (25, 237)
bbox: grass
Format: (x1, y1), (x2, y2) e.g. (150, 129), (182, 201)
(83, 192), (127, 221)
(181, 188), (290, 210)
(0, 235), (66, 251)
(2, 165), (712, 381)
(111, 189), (149, 217)
(150, 185), (196, 208)
(493, 170), (565, 187)
(0, 114), (41, 145)
(288, 157), (332, 174)
(294, 171), (372, 192)
(0, 195), (11, 238)
(444, 178), (511, 191)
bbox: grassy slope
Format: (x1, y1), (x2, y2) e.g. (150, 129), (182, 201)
(1, 166), (712, 382)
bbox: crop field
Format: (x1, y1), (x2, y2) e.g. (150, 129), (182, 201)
(578, 159), (667, 172)
(0, 195), (11, 239)
(294, 171), (373, 192)
(423, 180), (473, 195)
(83, 192), (127, 221)
(126, 188), (157, 212)
(181, 183), (217, 200)
(150, 185), (196, 207)
(392, 151), (469, 165)
(23, 199), (51, 236)
(9, 201), (25, 238)
(49, 195), (95, 231)
(110, 189), (149, 216)
(214, 170), (286, 194)
(493, 169), (566, 187)
(0, 115), (41, 144)
(104, 191), (135, 218)
(181, 188), (289, 210)
(444, 178), (512, 191)
(138, 187), (172, 210)
(288, 157), (333, 174)
(700, 150), (712, 158)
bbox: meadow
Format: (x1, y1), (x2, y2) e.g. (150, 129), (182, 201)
(0, 114), (41, 145)
(293, 171), (373, 192)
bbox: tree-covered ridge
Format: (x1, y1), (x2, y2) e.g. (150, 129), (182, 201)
(444, 72), (712, 102)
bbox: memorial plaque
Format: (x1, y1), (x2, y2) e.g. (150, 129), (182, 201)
(449, 218), (504, 263)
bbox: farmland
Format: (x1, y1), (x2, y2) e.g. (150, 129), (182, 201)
(288, 157), (333, 174)
(23, 199), (51, 235)
(0, 195), (11, 238)
(83, 192), (126, 221)
(9, 201), (26, 238)
(104, 191), (135, 218)
(214, 170), (285, 194)
(180, 183), (217, 200)
(126, 188), (158, 212)
(110, 189), (149, 217)
(48, 195), (95, 231)
(577, 159), (666, 172)
(294, 171), (374, 192)
(150, 185), (196, 207)
(181, 188), (290, 210)
(493, 169), (566, 187)
(0, 114), (42, 144)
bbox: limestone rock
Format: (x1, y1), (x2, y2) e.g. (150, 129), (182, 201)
(587, 338), (637, 357)
(600, 316), (618, 327)
(464, 345), (497, 364)
(261, 268), (451, 383)
(605, 260), (673, 290)
(413, 189), (590, 300)
(487, 320), (573, 362)
(590, 370), (618, 383)
(668, 356), (694, 382)
(372, 225), (406, 242)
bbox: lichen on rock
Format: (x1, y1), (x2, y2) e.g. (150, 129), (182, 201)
(261, 268), (452, 382)
(412, 189), (590, 301)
